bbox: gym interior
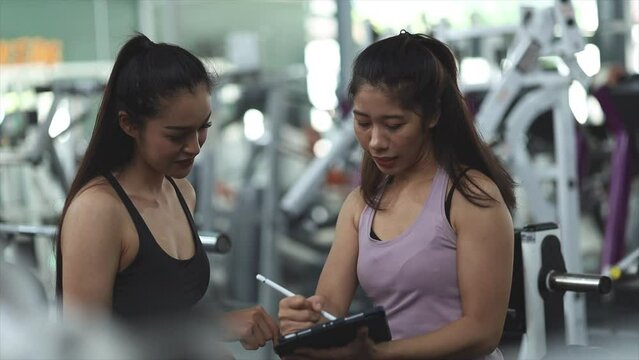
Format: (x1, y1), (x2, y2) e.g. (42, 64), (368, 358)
(1, 0), (637, 359)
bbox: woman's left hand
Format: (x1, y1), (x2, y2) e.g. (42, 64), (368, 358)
(281, 327), (377, 360)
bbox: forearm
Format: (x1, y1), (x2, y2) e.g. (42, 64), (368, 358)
(315, 271), (358, 318)
(373, 317), (501, 360)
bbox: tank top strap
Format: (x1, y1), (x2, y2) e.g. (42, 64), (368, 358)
(165, 177), (198, 241)
(103, 172), (150, 237)
(428, 167), (450, 220)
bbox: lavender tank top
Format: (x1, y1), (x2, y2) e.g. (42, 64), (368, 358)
(357, 167), (503, 360)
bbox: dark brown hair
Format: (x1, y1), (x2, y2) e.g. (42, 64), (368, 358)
(55, 33), (215, 299)
(348, 31), (516, 211)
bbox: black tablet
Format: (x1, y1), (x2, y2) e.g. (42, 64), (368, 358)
(274, 306), (391, 357)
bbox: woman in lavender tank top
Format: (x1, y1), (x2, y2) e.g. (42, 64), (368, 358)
(279, 31), (516, 360)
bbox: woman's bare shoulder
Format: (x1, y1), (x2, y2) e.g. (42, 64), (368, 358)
(340, 186), (366, 224)
(61, 177), (126, 276)
(463, 169), (502, 201)
(343, 186), (365, 208)
(65, 177), (123, 220)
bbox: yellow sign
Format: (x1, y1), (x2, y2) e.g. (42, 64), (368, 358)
(0, 37), (62, 64)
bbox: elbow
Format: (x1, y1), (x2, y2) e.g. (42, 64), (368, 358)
(473, 328), (503, 356)
(462, 318), (504, 357)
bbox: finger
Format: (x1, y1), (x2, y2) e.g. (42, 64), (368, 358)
(280, 320), (316, 335)
(307, 295), (326, 312)
(280, 295), (309, 310)
(279, 307), (321, 323)
(261, 312), (280, 344)
(240, 339), (255, 351)
(251, 320), (268, 348)
(241, 327), (265, 350)
(281, 321), (317, 336)
(255, 314), (275, 346)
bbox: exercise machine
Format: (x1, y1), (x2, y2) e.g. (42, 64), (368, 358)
(439, 0), (592, 345)
(506, 223), (612, 359)
(591, 76), (638, 279)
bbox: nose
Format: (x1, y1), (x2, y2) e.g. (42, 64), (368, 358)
(183, 132), (201, 157)
(369, 125), (388, 152)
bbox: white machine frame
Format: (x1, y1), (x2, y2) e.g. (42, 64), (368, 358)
(436, 0), (592, 345)
(518, 224), (611, 360)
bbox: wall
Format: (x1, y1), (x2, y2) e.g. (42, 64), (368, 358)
(0, 0), (137, 61)
(0, 0), (307, 71)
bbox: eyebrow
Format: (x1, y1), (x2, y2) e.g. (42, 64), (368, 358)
(164, 112), (212, 131)
(353, 110), (405, 121)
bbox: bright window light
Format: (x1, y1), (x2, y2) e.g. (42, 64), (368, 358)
(305, 39), (340, 111)
(309, 0), (336, 16)
(219, 84), (242, 104)
(48, 99), (71, 138)
(568, 81), (588, 124)
(575, 43), (601, 77)
(586, 95), (604, 126)
(243, 108), (265, 141)
(575, 0), (599, 34)
(310, 108), (334, 133)
(313, 138), (333, 158)
(631, 24), (639, 74)
(460, 57), (492, 85)
(0, 93), (16, 126)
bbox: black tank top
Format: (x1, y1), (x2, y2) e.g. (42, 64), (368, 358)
(104, 173), (210, 321)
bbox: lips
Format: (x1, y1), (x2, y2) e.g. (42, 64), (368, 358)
(176, 158), (194, 166)
(372, 156), (396, 168)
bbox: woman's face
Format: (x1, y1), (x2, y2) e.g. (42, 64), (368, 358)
(353, 84), (433, 176)
(135, 84), (212, 179)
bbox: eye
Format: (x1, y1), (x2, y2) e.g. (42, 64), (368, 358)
(168, 134), (186, 142)
(386, 124), (403, 130)
(356, 121), (371, 129)
(200, 121), (213, 129)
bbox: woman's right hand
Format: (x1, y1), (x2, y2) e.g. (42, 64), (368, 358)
(221, 306), (279, 350)
(278, 295), (327, 335)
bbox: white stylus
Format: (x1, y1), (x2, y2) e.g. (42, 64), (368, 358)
(256, 273), (337, 321)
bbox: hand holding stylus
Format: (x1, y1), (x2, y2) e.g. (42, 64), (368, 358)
(256, 274), (337, 321)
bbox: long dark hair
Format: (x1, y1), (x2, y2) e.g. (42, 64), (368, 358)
(348, 31), (516, 211)
(55, 33), (215, 299)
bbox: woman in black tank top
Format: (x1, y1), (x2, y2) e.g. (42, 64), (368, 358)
(56, 33), (278, 353)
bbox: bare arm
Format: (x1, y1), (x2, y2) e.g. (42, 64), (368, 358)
(60, 186), (124, 313)
(279, 189), (362, 333)
(315, 189), (362, 317)
(374, 172), (514, 359)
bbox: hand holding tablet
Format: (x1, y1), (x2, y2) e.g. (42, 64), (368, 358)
(256, 274), (391, 357)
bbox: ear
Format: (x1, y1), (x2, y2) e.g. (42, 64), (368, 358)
(118, 111), (139, 138)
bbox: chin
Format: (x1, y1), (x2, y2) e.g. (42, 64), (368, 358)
(167, 167), (192, 179)
(377, 167), (398, 176)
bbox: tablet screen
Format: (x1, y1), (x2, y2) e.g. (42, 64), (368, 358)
(274, 306), (391, 357)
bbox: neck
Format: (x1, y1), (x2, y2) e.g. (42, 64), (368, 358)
(117, 155), (166, 196)
(393, 145), (438, 186)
